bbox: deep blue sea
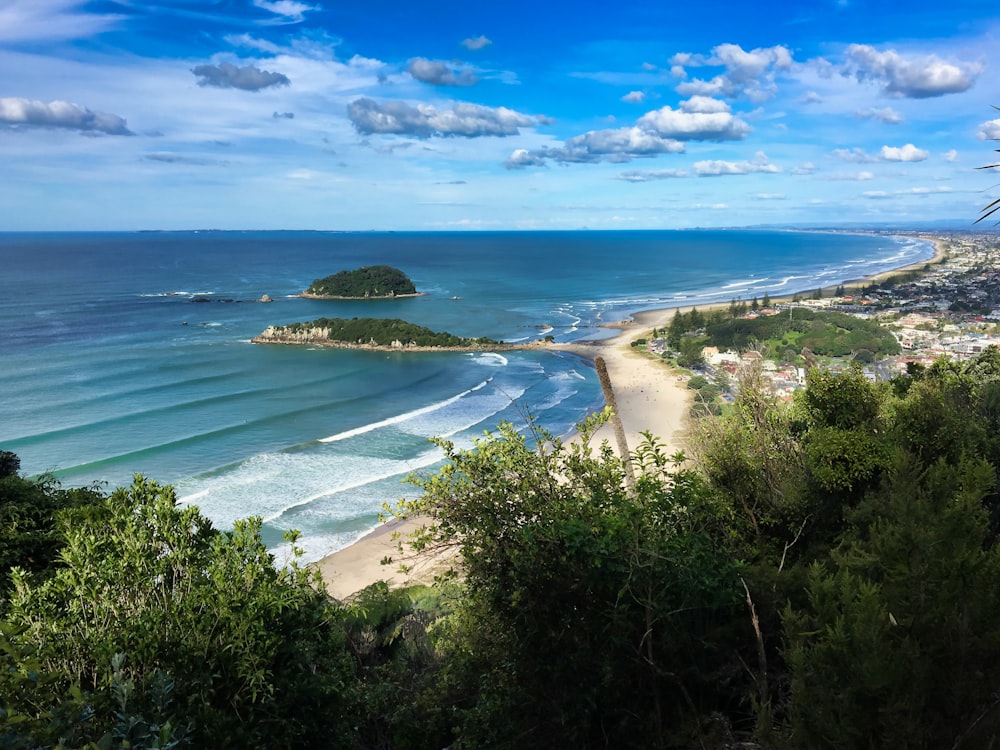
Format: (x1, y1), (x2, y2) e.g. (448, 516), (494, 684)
(0, 230), (932, 560)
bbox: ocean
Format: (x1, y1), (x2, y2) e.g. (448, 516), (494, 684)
(0, 230), (933, 560)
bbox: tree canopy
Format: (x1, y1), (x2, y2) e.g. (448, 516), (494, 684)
(306, 265), (417, 297)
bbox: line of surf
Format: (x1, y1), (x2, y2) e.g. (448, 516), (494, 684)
(319, 379), (493, 443)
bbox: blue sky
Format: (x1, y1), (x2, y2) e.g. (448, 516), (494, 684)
(1, 0), (998, 230)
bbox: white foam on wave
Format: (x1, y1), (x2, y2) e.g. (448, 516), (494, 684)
(319, 379), (492, 442)
(472, 352), (508, 367)
(722, 277), (768, 290)
(176, 446), (446, 533)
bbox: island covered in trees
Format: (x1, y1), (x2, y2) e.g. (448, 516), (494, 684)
(302, 265), (420, 299)
(253, 316), (516, 351)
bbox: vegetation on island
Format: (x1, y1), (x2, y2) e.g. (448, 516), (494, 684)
(305, 265), (417, 298)
(271, 316), (502, 348)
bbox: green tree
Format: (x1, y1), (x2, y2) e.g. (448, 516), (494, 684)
(392, 416), (741, 748)
(5, 476), (354, 748)
(0, 465), (104, 599)
(785, 455), (1000, 749)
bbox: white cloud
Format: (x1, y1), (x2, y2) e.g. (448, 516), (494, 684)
(673, 43), (793, 103)
(793, 162), (816, 175)
(616, 168), (688, 182)
(461, 35), (492, 51)
(801, 91), (823, 104)
(252, 0), (319, 24)
(854, 107), (903, 124)
(978, 119), (1000, 140)
(408, 58), (477, 87)
(842, 44), (982, 98)
(834, 147), (878, 163)
(0, 0), (123, 42)
(880, 143), (928, 161)
(693, 151), (779, 176)
(944, 149), (958, 162)
(0, 97), (132, 135)
(637, 104), (750, 140)
(349, 98), (545, 138)
(622, 90), (645, 103)
(679, 96), (730, 114)
(754, 193), (786, 200)
(504, 149), (547, 169)
(863, 191), (891, 199)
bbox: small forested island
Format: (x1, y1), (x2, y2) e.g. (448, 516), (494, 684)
(253, 316), (517, 351)
(302, 265), (419, 299)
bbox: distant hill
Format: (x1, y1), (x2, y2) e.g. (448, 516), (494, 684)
(304, 265), (418, 298)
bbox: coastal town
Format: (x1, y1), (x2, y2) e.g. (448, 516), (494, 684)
(643, 231), (1000, 405)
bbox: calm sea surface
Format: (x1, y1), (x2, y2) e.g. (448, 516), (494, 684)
(0, 230), (932, 559)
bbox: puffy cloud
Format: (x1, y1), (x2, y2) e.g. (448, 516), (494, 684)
(801, 91), (823, 104)
(842, 44), (982, 98)
(693, 151), (779, 176)
(622, 90), (645, 103)
(616, 169), (688, 182)
(505, 149), (548, 169)
(944, 149), (958, 162)
(679, 96), (730, 114)
(854, 107), (903, 124)
(191, 62), (290, 91)
(506, 96), (749, 169)
(461, 35), (492, 50)
(637, 105), (750, 141)
(792, 162), (816, 175)
(673, 43), (793, 103)
(407, 58), (477, 87)
(505, 126), (685, 168)
(252, 0), (318, 24)
(0, 97), (132, 135)
(880, 143), (928, 161)
(349, 97), (545, 138)
(978, 119), (1000, 140)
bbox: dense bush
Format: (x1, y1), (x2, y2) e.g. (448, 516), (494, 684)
(306, 265), (417, 297)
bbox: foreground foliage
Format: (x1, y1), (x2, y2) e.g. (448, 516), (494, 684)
(6, 347), (1000, 748)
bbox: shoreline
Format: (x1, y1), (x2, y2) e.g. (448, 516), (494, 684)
(313, 233), (945, 599)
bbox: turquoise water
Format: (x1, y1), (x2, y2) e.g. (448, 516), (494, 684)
(0, 230), (932, 559)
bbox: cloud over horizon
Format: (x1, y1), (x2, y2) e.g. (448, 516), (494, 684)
(0, 97), (132, 135)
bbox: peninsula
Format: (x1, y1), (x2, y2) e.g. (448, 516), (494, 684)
(252, 317), (534, 352)
(301, 265), (421, 299)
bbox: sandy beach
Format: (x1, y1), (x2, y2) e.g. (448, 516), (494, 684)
(314, 233), (947, 600)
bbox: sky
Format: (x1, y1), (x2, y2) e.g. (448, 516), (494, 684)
(1, 0), (998, 231)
